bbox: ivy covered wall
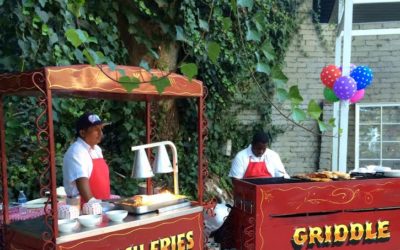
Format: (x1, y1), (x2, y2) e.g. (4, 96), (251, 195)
(0, 0), (301, 201)
(272, 0), (336, 175)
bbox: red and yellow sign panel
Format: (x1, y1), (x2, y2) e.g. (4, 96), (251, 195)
(293, 220), (390, 248)
(58, 212), (203, 250)
(231, 178), (400, 250)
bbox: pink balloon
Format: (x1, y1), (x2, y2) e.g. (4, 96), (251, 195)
(350, 89), (365, 104)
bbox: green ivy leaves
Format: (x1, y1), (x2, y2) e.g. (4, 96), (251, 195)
(65, 28), (104, 65)
(151, 76), (171, 94)
(207, 41), (221, 64)
(67, 0), (85, 18)
(261, 41), (275, 61)
(256, 63), (270, 74)
(292, 108), (306, 122)
(180, 63), (198, 81)
(119, 76), (140, 92)
(238, 0), (254, 10)
(175, 25), (191, 45)
(65, 29), (89, 48)
(307, 100), (322, 120)
(271, 66), (288, 88)
(288, 86), (303, 105)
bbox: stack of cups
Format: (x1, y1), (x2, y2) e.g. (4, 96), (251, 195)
(82, 202), (102, 215)
(58, 205), (79, 220)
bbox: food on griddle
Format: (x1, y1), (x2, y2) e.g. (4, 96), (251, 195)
(119, 193), (186, 207)
(331, 171), (350, 180)
(295, 171), (350, 182)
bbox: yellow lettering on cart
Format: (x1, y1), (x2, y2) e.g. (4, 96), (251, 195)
(349, 223), (364, 241)
(324, 225), (332, 243)
(160, 237), (171, 250)
(186, 231), (194, 249)
(170, 235), (177, 250)
(150, 240), (159, 250)
(377, 221), (390, 239)
(293, 228), (308, 245)
(365, 222), (377, 240)
(309, 227), (324, 245)
(177, 233), (186, 250)
(334, 224), (348, 242)
(291, 220), (391, 248)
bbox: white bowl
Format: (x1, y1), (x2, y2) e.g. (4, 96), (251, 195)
(78, 214), (102, 227)
(106, 210), (128, 222)
(58, 219), (78, 233)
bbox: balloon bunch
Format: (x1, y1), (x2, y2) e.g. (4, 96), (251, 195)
(320, 64), (373, 104)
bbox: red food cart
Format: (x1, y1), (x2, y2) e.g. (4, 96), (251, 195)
(227, 177), (400, 250)
(0, 65), (210, 249)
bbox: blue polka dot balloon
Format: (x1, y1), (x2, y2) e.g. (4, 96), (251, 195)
(350, 66), (373, 90)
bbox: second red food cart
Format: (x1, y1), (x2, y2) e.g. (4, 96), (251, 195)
(227, 177), (400, 250)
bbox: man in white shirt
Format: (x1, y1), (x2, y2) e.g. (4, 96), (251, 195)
(63, 112), (111, 203)
(229, 131), (289, 179)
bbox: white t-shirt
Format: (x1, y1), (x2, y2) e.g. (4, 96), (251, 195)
(229, 145), (289, 179)
(63, 137), (103, 197)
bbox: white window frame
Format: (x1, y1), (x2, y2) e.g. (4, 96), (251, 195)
(355, 103), (400, 169)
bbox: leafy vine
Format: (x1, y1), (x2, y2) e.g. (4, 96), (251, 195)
(0, 0), (331, 199)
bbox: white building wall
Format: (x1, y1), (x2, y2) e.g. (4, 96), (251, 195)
(270, 0), (400, 175)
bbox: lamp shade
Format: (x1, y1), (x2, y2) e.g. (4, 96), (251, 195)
(153, 145), (173, 173)
(131, 148), (154, 178)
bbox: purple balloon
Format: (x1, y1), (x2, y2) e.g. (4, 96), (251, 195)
(333, 76), (357, 100)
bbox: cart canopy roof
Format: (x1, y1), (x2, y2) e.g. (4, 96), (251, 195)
(0, 65), (203, 100)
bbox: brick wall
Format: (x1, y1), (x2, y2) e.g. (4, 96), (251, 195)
(346, 22), (400, 170)
(269, 0), (400, 175)
(271, 0), (335, 175)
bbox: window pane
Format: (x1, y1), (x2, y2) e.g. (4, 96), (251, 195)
(382, 106), (400, 123)
(359, 107), (380, 123)
(382, 142), (400, 158)
(359, 142), (380, 159)
(382, 125), (400, 141)
(359, 125), (380, 142)
(359, 160), (380, 168)
(381, 160), (400, 169)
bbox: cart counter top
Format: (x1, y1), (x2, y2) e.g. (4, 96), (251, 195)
(9, 205), (202, 244)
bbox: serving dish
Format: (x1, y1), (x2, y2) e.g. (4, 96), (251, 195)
(58, 219), (78, 233)
(114, 194), (188, 214)
(78, 214), (102, 227)
(106, 210), (128, 222)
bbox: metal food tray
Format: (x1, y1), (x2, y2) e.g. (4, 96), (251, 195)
(115, 198), (189, 214)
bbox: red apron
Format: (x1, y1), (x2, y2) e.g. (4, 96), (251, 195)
(243, 158), (272, 178)
(88, 157), (111, 200)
